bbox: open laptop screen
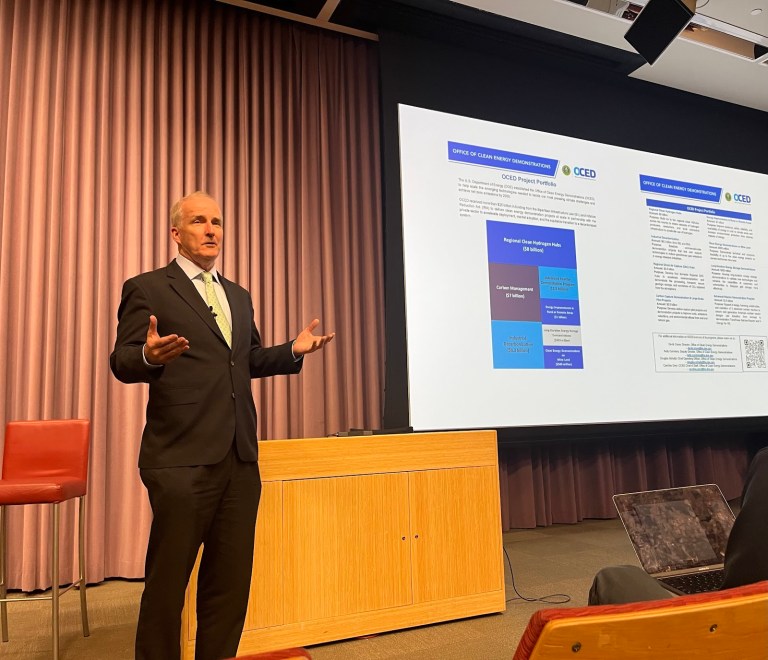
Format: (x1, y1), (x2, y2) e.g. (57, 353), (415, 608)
(613, 485), (735, 575)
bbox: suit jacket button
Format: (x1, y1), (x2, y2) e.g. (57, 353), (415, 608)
(231, 392), (236, 399)
(230, 361), (235, 367)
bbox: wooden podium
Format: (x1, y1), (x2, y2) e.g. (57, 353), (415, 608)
(181, 430), (505, 658)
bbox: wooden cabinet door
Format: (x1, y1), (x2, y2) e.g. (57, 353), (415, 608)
(409, 466), (503, 603)
(282, 472), (412, 623)
(243, 480), (284, 631)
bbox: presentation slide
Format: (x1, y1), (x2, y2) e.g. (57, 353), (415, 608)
(398, 104), (768, 431)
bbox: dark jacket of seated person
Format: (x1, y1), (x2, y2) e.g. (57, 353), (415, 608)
(721, 445), (768, 588)
(588, 446), (768, 605)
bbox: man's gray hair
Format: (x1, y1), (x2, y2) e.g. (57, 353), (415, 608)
(170, 191), (217, 227)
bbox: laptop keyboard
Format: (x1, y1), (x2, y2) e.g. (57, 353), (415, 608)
(659, 569), (725, 595)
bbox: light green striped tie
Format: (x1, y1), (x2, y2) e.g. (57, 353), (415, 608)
(201, 271), (232, 347)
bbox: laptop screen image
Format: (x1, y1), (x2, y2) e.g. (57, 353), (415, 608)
(613, 485), (735, 575)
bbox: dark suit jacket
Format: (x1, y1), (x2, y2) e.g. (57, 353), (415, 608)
(721, 445), (768, 588)
(110, 260), (301, 469)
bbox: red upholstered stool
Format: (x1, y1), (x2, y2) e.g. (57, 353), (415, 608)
(0, 419), (91, 660)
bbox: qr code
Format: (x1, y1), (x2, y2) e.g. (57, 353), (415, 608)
(744, 338), (766, 369)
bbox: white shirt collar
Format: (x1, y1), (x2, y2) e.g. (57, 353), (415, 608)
(175, 253), (221, 284)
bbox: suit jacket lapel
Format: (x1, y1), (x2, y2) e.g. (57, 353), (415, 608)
(165, 260), (228, 346)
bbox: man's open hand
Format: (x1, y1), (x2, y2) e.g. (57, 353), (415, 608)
(293, 319), (335, 356)
(144, 315), (190, 365)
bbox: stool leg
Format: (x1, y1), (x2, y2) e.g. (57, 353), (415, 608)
(78, 496), (89, 637)
(52, 503), (60, 660)
(0, 505), (8, 642)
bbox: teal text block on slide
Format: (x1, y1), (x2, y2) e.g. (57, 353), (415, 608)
(491, 321), (544, 369)
(539, 267), (578, 300)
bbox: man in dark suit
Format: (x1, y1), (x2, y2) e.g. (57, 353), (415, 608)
(588, 446), (768, 605)
(110, 191), (333, 660)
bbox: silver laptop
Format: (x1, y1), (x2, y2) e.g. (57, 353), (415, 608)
(613, 484), (735, 595)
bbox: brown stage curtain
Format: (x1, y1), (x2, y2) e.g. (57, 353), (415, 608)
(499, 436), (754, 529)
(0, 0), (382, 591)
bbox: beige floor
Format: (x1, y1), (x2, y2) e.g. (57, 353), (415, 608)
(1, 518), (639, 659)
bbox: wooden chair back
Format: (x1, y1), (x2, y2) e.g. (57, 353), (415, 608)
(514, 581), (768, 659)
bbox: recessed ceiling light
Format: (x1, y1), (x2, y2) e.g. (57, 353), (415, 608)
(751, 8), (763, 16)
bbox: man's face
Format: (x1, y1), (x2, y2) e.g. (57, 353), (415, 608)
(171, 194), (223, 270)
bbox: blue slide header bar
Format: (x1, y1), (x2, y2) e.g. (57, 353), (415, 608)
(640, 174), (722, 202)
(448, 141), (558, 177)
(647, 198), (751, 221)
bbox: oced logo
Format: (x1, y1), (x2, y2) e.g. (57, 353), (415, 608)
(573, 167), (597, 179)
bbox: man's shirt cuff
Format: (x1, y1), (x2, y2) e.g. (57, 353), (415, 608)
(142, 344), (163, 368)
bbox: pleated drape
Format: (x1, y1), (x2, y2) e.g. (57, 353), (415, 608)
(499, 436), (752, 529)
(0, 0), (383, 591)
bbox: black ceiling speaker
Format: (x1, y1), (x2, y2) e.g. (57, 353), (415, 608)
(624, 0), (696, 65)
